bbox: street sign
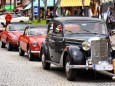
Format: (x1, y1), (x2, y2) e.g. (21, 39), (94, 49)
(33, 5), (38, 15)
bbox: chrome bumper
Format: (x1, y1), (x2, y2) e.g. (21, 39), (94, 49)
(31, 51), (40, 53)
(68, 64), (115, 80)
(68, 65), (93, 69)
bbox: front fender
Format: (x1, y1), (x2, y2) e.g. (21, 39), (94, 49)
(60, 46), (85, 67)
(40, 41), (50, 60)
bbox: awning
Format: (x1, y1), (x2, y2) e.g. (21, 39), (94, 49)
(16, 5), (23, 10)
(60, 0), (91, 7)
(34, 0), (57, 7)
(24, 0), (57, 10)
(24, 3), (31, 10)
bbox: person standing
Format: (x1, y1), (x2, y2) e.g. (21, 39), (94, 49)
(5, 13), (12, 26)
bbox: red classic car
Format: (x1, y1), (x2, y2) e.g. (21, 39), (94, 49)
(18, 25), (47, 61)
(0, 23), (5, 39)
(1, 23), (31, 51)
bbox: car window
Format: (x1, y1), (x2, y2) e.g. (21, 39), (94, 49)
(53, 22), (62, 36)
(28, 28), (47, 36)
(48, 23), (53, 35)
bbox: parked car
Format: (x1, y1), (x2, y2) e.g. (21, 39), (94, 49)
(0, 23), (5, 39)
(0, 14), (29, 24)
(1, 23), (31, 51)
(40, 17), (115, 81)
(18, 25), (47, 61)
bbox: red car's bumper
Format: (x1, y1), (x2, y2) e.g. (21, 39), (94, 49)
(30, 46), (40, 56)
(9, 39), (18, 46)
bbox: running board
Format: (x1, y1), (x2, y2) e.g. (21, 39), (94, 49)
(46, 60), (63, 67)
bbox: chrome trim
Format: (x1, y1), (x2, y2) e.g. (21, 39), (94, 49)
(68, 65), (93, 69)
(31, 51), (40, 53)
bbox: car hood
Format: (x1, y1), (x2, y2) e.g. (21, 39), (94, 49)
(64, 34), (108, 45)
(29, 35), (46, 44)
(9, 31), (23, 38)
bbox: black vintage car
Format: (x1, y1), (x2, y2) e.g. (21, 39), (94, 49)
(40, 17), (115, 81)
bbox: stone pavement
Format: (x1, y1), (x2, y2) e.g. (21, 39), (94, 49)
(0, 42), (115, 86)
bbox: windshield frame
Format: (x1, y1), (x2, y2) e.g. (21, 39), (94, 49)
(28, 28), (47, 36)
(63, 21), (108, 36)
(8, 24), (27, 31)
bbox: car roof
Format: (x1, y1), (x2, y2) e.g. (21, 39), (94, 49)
(53, 16), (103, 23)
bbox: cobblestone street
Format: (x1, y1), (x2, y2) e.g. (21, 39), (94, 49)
(0, 42), (115, 86)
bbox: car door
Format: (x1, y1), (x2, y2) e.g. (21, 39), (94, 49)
(47, 22), (54, 61)
(20, 28), (29, 52)
(48, 21), (64, 63)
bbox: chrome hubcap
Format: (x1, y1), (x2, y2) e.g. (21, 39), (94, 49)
(19, 47), (21, 53)
(66, 62), (70, 73)
(6, 42), (9, 49)
(42, 54), (45, 64)
(28, 49), (31, 58)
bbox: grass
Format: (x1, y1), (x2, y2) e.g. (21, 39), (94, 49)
(27, 20), (46, 25)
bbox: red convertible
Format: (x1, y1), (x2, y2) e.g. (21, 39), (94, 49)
(18, 25), (47, 61)
(1, 23), (30, 51)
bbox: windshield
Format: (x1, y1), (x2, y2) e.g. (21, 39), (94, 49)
(8, 25), (27, 31)
(28, 28), (47, 36)
(64, 21), (107, 35)
(12, 14), (21, 17)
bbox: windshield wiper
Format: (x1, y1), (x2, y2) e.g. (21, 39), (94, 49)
(83, 29), (98, 34)
(65, 30), (74, 34)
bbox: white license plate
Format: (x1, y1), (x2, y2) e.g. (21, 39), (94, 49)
(93, 65), (113, 71)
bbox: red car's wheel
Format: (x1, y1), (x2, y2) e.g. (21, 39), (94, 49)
(28, 46), (34, 61)
(6, 41), (12, 51)
(1, 41), (5, 48)
(19, 46), (25, 56)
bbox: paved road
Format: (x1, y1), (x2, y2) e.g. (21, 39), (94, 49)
(0, 42), (115, 86)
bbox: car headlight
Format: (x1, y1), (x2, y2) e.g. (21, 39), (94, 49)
(111, 43), (115, 50)
(82, 41), (91, 51)
(11, 34), (17, 39)
(32, 42), (38, 47)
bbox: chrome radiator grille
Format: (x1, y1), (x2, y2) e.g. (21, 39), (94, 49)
(91, 39), (108, 64)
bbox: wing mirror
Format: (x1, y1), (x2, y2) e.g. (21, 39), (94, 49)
(111, 30), (115, 35)
(1, 22), (6, 28)
(55, 25), (62, 32)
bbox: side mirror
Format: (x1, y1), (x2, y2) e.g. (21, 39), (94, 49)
(1, 22), (5, 28)
(110, 29), (115, 36)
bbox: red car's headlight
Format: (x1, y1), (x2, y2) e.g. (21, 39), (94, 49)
(32, 42), (38, 47)
(11, 34), (17, 39)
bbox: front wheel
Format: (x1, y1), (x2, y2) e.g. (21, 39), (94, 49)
(41, 49), (50, 70)
(6, 41), (12, 51)
(19, 46), (25, 56)
(1, 41), (5, 48)
(65, 56), (76, 81)
(28, 47), (34, 61)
